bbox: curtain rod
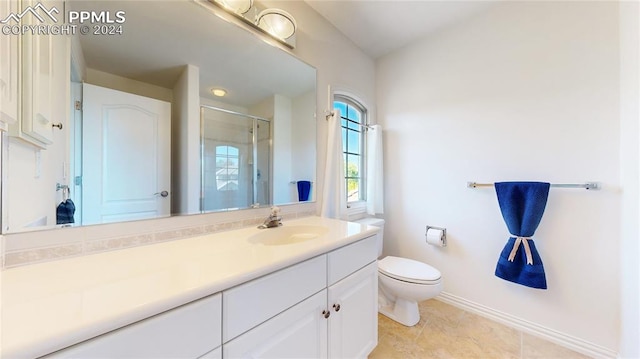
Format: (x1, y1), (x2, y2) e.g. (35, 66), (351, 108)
(325, 110), (374, 130)
(466, 182), (600, 190)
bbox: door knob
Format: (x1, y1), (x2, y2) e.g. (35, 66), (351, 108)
(154, 191), (169, 197)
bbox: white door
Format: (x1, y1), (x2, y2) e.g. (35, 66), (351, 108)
(328, 261), (378, 359)
(223, 290), (329, 359)
(82, 83), (171, 225)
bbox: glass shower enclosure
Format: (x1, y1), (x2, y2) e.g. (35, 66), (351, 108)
(200, 105), (271, 212)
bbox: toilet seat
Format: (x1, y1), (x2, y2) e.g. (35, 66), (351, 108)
(378, 256), (441, 285)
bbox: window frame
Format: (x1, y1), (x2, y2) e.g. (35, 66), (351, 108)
(214, 145), (240, 192)
(334, 94), (368, 210)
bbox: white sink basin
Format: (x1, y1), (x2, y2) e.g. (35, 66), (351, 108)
(248, 225), (329, 246)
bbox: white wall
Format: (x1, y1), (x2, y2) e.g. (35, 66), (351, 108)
(273, 95), (293, 204)
(86, 69), (173, 103)
(377, 1), (621, 353)
(619, 1), (640, 357)
(292, 90), (317, 201)
(171, 64), (200, 215)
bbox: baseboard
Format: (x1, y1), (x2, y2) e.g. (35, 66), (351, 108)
(436, 292), (618, 359)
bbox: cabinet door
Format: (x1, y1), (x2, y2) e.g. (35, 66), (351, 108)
(19, 0), (61, 146)
(0, 0), (19, 130)
(224, 290), (328, 359)
(328, 261), (378, 359)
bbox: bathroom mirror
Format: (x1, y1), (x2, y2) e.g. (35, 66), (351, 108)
(2, 0), (316, 233)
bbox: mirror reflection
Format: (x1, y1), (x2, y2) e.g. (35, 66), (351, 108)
(201, 106), (272, 211)
(2, 0), (316, 234)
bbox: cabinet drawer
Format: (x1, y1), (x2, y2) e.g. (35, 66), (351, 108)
(45, 293), (222, 358)
(223, 255), (327, 342)
(328, 236), (378, 285)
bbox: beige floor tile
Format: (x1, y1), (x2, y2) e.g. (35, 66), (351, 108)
(457, 311), (521, 358)
(378, 307), (428, 342)
(370, 299), (592, 359)
(522, 333), (591, 359)
(370, 331), (428, 359)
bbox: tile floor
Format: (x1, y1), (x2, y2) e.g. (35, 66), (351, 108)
(369, 299), (591, 359)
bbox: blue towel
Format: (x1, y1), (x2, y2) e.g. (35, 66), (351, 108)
(56, 199), (75, 225)
(297, 181), (311, 201)
(494, 182), (550, 289)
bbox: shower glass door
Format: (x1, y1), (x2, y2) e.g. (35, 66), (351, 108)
(201, 106), (271, 212)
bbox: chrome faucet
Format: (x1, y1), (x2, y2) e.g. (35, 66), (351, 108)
(259, 206), (282, 229)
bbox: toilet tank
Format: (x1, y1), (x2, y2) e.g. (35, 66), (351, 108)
(354, 217), (385, 257)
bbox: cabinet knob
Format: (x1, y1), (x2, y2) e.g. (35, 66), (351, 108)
(333, 303), (341, 312)
(322, 310), (330, 319)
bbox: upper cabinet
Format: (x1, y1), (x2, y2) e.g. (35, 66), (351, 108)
(0, 0), (20, 131)
(6, 0), (68, 147)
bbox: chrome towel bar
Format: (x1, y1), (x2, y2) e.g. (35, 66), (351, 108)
(466, 182), (600, 190)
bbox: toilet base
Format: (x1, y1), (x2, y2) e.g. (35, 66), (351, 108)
(378, 298), (420, 327)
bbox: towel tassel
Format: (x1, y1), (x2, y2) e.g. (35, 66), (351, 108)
(508, 236), (534, 265)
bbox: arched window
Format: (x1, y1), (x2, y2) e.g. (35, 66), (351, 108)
(334, 95), (367, 203)
(216, 145), (239, 191)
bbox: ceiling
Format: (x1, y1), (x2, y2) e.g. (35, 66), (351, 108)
(304, 0), (497, 59)
(67, 0), (496, 104)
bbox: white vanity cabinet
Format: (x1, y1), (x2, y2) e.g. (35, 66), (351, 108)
(44, 294), (223, 359)
(0, 0), (20, 131)
(34, 234), (379, 359)
(224, 235), (379, 359)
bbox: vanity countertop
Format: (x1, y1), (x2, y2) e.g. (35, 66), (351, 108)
(0, 216), (378, 359)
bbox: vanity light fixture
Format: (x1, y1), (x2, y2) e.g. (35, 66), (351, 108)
(203, 0), (297, 48)
(211, 88), (227, 97)
(256, 9), (296, 40)
(213, 0), (253, 15)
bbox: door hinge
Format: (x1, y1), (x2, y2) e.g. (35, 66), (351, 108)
(75, 101), (81, 110)
(75, 176), (82, 186)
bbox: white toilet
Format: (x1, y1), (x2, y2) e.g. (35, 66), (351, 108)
(356, 218), (443, 327)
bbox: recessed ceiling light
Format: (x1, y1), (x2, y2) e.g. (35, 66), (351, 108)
(211, 88), (227, 97)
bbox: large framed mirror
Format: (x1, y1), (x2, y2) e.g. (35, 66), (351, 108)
(1, 0), (316, 234)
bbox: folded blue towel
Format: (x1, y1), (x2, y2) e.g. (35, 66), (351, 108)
(56, 199), (75, 225)
(297, 181), (311, 201)
(494, 182), (550, 289)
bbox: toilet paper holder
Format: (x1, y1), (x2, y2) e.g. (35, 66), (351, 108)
(425, 225), (447, 247)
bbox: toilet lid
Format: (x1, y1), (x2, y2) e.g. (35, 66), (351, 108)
(378, 256), (441, 284)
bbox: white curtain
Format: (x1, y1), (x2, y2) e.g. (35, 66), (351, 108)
(321, 109), (347, 219)
(366, 125), (384, 215)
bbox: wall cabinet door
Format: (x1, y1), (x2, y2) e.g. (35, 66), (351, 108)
(21, 0), (53, 145)
(223, 290), (329, 359)
(0, 0), (20, 131)
(328, 261), (378, 359)
(16, 0), (68, 147)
